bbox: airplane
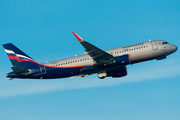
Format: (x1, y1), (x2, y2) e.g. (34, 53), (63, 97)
(3, 32), (178, 79)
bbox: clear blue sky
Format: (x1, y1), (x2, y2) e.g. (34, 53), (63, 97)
(0, 0), (180, 120)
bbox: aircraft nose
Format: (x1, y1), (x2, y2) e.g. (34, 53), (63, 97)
(171, 45), (178, 53)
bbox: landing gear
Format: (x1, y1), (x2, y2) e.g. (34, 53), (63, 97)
(98, 76), (105, 79)
(97, 70), (107, 79)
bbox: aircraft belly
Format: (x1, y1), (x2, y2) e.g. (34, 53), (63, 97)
(42, 67), (82, 79)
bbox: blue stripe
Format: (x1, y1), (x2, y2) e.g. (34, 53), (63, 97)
(7, 53), (16, 56)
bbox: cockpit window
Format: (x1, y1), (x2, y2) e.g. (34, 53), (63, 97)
(162, 41), (169, 44)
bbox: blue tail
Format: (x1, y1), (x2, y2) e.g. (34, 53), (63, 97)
(3, 43), (40, 69)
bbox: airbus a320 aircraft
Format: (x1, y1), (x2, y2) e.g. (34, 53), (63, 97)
(3, 32), (178, 79)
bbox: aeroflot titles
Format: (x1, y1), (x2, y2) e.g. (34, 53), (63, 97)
(123, 43), (144, 48)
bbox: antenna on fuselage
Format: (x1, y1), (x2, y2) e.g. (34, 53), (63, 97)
(149, 39), (151, 41)
(75, 54), (77, 57)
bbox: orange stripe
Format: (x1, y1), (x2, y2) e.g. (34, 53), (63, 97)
(128, 54), (131, 64)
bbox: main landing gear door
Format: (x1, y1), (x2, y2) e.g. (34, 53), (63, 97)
(151, 41), (158, 50)
(39, 65), (46, 74)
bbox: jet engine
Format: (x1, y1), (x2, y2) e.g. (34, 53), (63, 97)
(97, 66), (127, 79)
(114, 54), (131, 66)
(107, 67), (127, 78)
(93, 54), (131, 68)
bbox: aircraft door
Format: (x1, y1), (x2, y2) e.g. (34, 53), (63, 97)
(39, 65), (46, 74)
(151, 41), (158, 50)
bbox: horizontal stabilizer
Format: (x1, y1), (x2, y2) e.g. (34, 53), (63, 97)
(11, 66), (31, 75)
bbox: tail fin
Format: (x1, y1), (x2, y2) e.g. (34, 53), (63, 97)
(3, 43), (40, 69)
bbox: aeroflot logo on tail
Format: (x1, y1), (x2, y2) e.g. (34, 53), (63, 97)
(4, 49), (33, 61)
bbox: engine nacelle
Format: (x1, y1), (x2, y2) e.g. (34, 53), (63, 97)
(114, 54), (131, 66)
(107, 67), (127, 78)
(111, 70), (127, 78)
(93, 54), (131, 68)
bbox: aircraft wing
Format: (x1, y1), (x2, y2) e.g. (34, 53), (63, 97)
(72, 32), (114, 63)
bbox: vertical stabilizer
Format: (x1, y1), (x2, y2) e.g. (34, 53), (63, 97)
(3, 43), (40, 69)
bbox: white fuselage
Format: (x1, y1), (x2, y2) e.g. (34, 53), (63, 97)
(45, 40), (177, 67)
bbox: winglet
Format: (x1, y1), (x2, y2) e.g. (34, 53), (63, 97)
(72, 32), (84, 42)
